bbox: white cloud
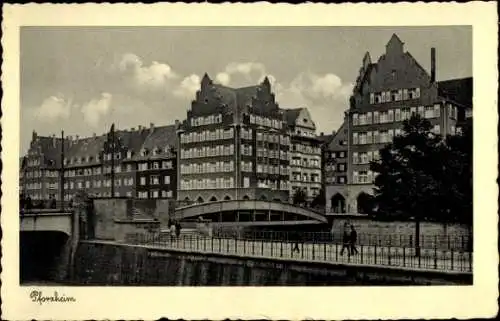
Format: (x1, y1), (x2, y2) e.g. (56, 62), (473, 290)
(215, 72), (230, 86)
(115, 53), (178, 90)
(173, 74), (201, 99)
(215, 62), (268, 86)
(81, 93), (113, 127)
(34, 95), (72, 121)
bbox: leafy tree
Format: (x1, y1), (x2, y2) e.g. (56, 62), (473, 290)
(311, 188), (326, 208)
(371, 115), (442, 256)
(292, 188), (307, 206)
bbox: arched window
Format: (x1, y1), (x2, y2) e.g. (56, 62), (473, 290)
(259, 195), (268, 201)
(197, 196), (204, 204)
(224, 195), (231, 201)
(357, 192), (374, 214)
(210, 196), (217, 202)
(243, 195), (250, 200)
(330, 193), (346, 213)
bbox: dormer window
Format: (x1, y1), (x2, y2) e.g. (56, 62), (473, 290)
(141, 149), (148, 157)
(127, 150), (132, 158)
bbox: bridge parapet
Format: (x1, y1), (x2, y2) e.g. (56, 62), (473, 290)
(175, 200), (328, 224)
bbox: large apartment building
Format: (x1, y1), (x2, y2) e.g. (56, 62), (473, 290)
(20, 122), (179, 202)
(177, 74), (291, 203)
(325, 34), (473, 214)
(282, 108), (322, 202)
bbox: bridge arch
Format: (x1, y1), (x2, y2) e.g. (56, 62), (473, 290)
(174, 200), (328, 225)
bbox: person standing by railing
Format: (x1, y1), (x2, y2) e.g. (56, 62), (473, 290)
(349, 225), (359, 256)
(340, 224), (351, 256)
(170, 222), (177, 242)
(291, 230), (301, 254)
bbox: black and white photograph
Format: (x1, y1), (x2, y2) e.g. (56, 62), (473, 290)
(2, 2), (498, 320)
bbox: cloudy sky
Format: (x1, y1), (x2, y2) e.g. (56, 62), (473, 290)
(20, 26), (471, 154)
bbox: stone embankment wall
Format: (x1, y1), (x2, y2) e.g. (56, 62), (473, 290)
(73, 241), (472, 286)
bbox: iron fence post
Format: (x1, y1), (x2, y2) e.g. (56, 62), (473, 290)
(211, 236), (214, 252)
(403, 246), (406, 267)
(388, 238), (391, 266)
(451, 249), (454, 271)
(374, 243), (377, 265)
(324, 242), (326, 261)
(261, 239), (264, 256)
(434, 235), (438, 269)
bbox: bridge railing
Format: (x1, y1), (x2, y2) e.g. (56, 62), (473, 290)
(212, 230), (472, 252)
(125, 232), (472, 273)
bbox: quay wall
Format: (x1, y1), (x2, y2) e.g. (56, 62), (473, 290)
(72, 241), (472, 286)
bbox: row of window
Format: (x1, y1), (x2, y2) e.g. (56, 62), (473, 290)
(26, 159), (41, 167)
(328, 151), (346, 159)
(180, 144), (235, 159)
(290, 157), (320, 168)
(352, 151), (381, 165)
(180, 177), (235, 190)
(139, 175), (171, 185)
(190, 114), (223, 127)
(64, 147), (173, 166)
(291, 172), (321, 183)
(353, 125), (442, 145)
(292, 144), (321, 155)
(256, 148), (289, 160)
(256, 132), (290, 145)
(353, 105), (441, 126)
(325, 163), (346, 172)
(256, 164), (289, 175)
(325, 176), (346, 184)
(258, 179), (289, 190)
(137, 161), (173, 171)
(24, 170), (58, 179)
(249, 114), (283, 129)
(370, 88), (420, 104)
(64, 177), (135, 190)
(137, 190), (173, 199)
(352, 170), (377, 184)
(181, 161), (235, 174)
(181, 128), (234, 144)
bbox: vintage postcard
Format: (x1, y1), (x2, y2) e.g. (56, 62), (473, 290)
(1, 2), (498, 320)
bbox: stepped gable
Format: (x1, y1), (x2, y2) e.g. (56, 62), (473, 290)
(437, 77), (473, 108)
(29, 134), (65, 169)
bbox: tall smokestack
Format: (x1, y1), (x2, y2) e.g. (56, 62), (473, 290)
(431, 47), (436, 83)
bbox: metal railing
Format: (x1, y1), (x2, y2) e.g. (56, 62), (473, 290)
(125, 232), (472, 273)
(212, 230), (473, 252)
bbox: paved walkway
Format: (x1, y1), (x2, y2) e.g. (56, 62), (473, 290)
(142, 236), (472, 273)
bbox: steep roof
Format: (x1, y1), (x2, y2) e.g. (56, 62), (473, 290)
(281, 108), (303, 127)
(139, 125), (177, 151)
(31, 136), (65, 168)
(438, 77), (473, 108)
(327, 121), (348, 151)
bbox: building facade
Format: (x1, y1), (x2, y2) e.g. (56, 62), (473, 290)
(21, 122), (179, 202)
(283, 108), (322, 202)
(324, 120), (349, 213)
(20, 132), (63, 202)
(326, 34), (472, 214)
(177, 74), (290, 203)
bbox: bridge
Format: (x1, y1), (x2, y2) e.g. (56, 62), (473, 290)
(174, 200), (328, 225)
(20, 210), (73, 235)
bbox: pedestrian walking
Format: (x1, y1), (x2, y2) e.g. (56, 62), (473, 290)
(175, 221), (182, 239)
(340, 224), (351, 256)
(291, 230), (301, 254)
(170, 222), (177, 242)
(350, 225), (359, 255)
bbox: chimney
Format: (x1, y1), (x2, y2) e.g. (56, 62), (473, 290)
(93, 132), (97, 138)
(320, 132), (324, 136)
(131, 127), (135, 131)
(150, 122), (155, 133)
(52, 134), (56, 147)
(431, 47), (436, 83)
